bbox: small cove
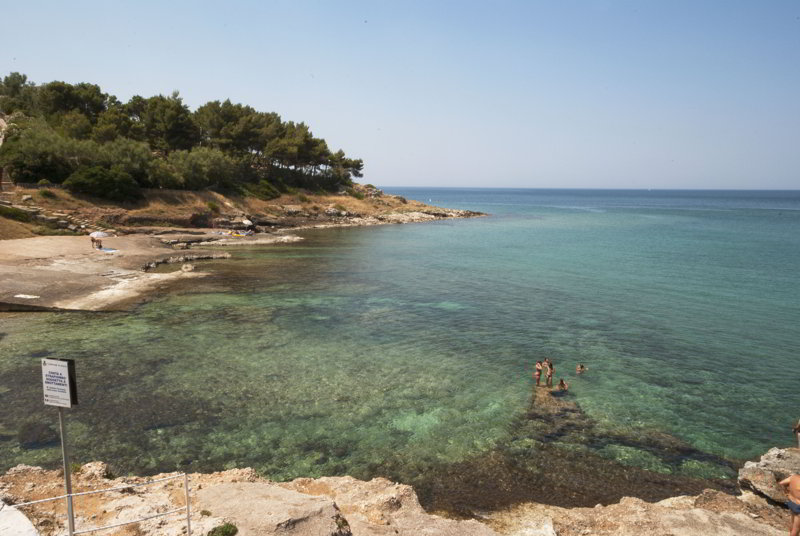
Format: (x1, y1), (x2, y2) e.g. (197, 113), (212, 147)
(1, 188), (798, 510)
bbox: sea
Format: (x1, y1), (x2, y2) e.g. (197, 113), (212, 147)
(1, 188), (799, 509)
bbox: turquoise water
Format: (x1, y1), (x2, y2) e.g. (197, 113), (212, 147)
(1, 188), (799, 507)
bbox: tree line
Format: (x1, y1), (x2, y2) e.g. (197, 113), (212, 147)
(0, 72), (363, 201)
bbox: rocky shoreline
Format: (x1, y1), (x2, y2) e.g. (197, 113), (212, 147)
(1, 447), (797, 536)
(0, 195), (483, 312)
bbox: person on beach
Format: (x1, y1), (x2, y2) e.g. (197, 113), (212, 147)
(576, 363), (586, 374)
(90, 236), (97, 249)
(779, 474), (800, 536)
(534, 360), (543, 387)
(546, 362), (554, 387)
(558, 378), (569, 391)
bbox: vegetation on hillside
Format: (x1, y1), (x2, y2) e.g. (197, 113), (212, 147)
(0, 72), (363, 201)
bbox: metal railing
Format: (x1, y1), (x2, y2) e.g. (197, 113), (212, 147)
(9, 472), (192, 535)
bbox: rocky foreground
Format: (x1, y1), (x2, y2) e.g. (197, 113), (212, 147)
(1, 447), (797, 536)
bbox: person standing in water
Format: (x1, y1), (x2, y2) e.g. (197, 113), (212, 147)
(780, 474), (800, 536)
(534, 360), (543, 387)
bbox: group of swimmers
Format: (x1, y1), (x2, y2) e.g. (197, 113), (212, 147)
(533, 358), (588, 392)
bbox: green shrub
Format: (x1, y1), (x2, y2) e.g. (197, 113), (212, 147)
(397, 196), (408, 204)
(243, 179), (281, 200)
(38, 189), (57, 199)
(64, 166), (143, 202)
(98, 137), (154, 187)
(346, 187), (365, 200)
(147, 159), (182, 189)
(297, 193), (310, 203)
(37, 179), (53, 186)
(208, 523), (238, 536)
(206, 201), (220, 213)
(167, 147), (239, 190)
(0, 120), (77, 184)
(0, 204), (32, 222)
(199, 510), (212, 517)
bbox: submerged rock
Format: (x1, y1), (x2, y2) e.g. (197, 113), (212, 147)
(16, 422), (58, 449)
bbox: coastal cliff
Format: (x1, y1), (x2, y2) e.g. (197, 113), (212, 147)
(1, 448), (796, 535)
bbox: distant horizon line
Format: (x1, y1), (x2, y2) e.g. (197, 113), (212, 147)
(378, 186), (800, 192)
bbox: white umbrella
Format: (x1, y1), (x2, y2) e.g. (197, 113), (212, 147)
(89, 231), (112, 238)
(242, 219), (253, 227)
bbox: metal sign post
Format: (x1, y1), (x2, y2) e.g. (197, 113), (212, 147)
(42, 358), (78, 536)
(58, 406), (75, 536)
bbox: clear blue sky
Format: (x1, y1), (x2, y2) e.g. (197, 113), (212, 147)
(4, 1), (799, 189)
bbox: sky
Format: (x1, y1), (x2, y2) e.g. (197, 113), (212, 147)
(3, 0), (799, 189)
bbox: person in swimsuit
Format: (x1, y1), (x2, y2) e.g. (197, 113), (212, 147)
(780, 474), (800, 536)
(558, 378), (569, 391)
(547, 362), (554, 387)
(576, 364), (586, 374)
(534, 361), (542, 387)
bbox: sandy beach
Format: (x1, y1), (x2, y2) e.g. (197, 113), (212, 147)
(0, 233), (242, 311)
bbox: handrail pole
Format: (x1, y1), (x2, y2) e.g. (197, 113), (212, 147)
(58, 407), (75, 536)
(184, 473), (192, 536)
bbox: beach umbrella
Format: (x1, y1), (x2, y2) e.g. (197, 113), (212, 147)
(242, 219), (253, 227)
(89, 231), (112, 238)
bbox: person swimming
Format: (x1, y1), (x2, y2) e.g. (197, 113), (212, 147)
(558, 378), (569, 391)
(576, 363), (587, 374)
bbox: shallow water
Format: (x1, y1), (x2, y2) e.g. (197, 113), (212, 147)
(1, 188), (798, 508)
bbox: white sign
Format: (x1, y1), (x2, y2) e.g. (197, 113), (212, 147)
(42, 359), (76, 408)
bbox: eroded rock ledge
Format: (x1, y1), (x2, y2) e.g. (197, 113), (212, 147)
(2, 449), (797, 536)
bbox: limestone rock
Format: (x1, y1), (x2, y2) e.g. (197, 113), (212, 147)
(0, 504), (39, 536)
(283, 205), (304, 215)
(504, 517), (556, 536)
(282, 476), (499, 535)
(738, 447), (800, 503)
(196, 482), (351, 535)
(79, 462), (109, 480)
(489, 495), (785, 536)
(738, 466), (786, 504)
